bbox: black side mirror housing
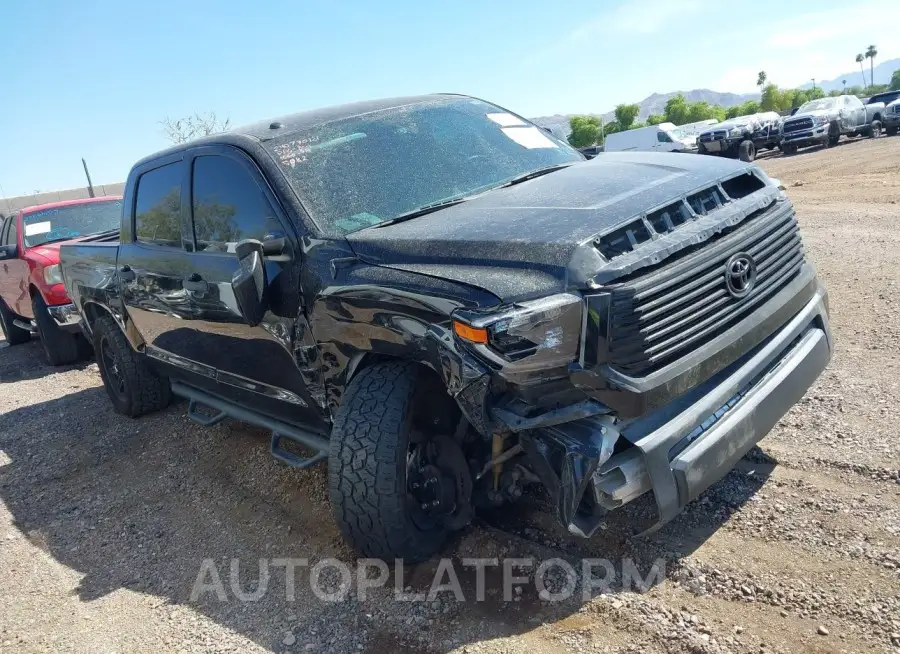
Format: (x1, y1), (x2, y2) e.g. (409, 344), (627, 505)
(231, 239), (268, 326)
(0, 244), (18, 260)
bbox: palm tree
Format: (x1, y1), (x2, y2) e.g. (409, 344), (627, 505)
(856, 54), (867, 89)
(842, 79), (847, 93)
(756, 71), (767, 89)
(865, 45), (878, 87)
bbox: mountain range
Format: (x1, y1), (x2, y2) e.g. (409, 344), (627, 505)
(799, 57), (899, 92)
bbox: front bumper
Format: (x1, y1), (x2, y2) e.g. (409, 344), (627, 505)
(521, 282), (831, 537)
(884, 114), (900, 128)
(47, 303), (82, 333)
(781, 124), (829, 147)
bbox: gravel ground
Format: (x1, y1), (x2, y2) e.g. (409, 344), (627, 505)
(1, 135), (899, 653)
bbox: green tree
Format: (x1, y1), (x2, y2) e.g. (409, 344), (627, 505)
(856, 53), (867, 89)
(613, 103), (640, 130)
(738, 99), (760, 116)
(865, 45), (878, 88)
(567, 115), (601, 148)
(756, 71), (767, 89)
(646, 114), (666, 125)
(724, 105), (741, 119)
(760, 83), (781, 111)
(891, 69), (900, 91)
(827, 89), (841, 97)
(663, 93), (689, 124)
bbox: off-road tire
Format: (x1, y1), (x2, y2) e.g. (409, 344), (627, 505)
(0, 299), (30, 345)
(827, 123), (840, 147)
(32, 294), (80, 366)
(887, 125), (899, 136)
(329, 361), (449, 563)
(782, 143), (798, 156)
(738, 140), (756, 162)
(697, 142), (708, 155)
(93, 314), (170, 417)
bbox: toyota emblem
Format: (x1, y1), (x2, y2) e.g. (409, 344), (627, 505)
(724, 252), (756, 298)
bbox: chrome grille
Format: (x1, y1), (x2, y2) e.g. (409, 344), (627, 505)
(783, 117), (813, 133)
(606, 207), (804, 375)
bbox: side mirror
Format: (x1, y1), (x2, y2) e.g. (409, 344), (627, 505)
(0, 244), (17, 260)
(231, 239), (268, 326)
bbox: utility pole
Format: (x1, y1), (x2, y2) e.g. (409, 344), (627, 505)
(811, 78), (816, 92)
(82, 158), (95, 198)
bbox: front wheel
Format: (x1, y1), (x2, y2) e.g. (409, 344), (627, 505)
(782, 143), (798, 156)
(827, 123), (840, 147)
(886, 125), (898, 136)
(0, 299), (30, 345)
(738, 140), (756, 162)
(32, 294), (81, 366)
(93, 314), (170, 417)
(329, 361), (471, 562)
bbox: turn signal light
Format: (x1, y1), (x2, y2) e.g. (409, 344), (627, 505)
(453, 321), (488, 344)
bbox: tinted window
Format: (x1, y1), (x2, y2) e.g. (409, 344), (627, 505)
(135, 163), (183, 247)
(657, 132), (672, 143)
(264, 98), (580, 237)
(22, 200), (121, 247)
(191, 155), (282, 253)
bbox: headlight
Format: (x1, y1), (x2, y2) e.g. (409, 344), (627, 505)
(43, 264), (63, 285)
(452, 293), (583, 370)
(729, 127), (744, 137)
(814, 115), (830, 125)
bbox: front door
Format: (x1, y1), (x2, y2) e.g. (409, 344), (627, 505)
(177, 146), (326, 430)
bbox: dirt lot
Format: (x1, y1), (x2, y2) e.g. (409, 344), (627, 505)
(1, 136), (899, 654)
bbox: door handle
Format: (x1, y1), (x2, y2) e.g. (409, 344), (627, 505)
(183, 273), (208, 293)
(119, 264), (135, 281)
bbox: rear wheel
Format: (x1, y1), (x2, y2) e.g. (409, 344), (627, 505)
(738, 140), (756, 162)
(32, 294), (80, 366)
(827, 123), (840, 147)
(329, 361), (471, 562)
(93, 314), (170, 417)
(869, 120), (882, 138)
(0, 300), (30, 345)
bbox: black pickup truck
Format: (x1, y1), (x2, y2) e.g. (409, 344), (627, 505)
(60, 94), (832, 561)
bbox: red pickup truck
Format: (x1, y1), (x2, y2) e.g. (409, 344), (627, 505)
(0, 196), (121, 364)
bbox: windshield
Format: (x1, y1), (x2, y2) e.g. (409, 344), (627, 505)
(798, 98), (837, 113)
(265, 98), (581, 236)
(23, 200), (122, 247)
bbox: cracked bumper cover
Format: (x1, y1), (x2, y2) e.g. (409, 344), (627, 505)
(521, 282), (831, 537)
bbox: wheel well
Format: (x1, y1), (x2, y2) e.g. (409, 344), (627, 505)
(350, 355), (462, 437)
(82, 302), (114, 330)
(873, 113), (882, 121)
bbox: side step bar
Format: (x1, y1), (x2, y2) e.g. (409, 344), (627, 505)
(171, 381), (330, 470)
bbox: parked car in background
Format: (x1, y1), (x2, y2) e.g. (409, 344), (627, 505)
(59, 94), (830, 562)
(604, 123), (697, 153)
(780, 95), (883, 154)
(578, 145), (603, 159)
(0, 197), (120, 364)
(697, 112), (781, 162)
(884, 98), (900, 136)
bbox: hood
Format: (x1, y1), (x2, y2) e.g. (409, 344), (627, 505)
(346, 153), (762, 302)
(25, 231), (119, 265)
(788, 108), (833, 120)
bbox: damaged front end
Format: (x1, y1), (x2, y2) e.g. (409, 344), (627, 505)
(444, 174), (832, 539)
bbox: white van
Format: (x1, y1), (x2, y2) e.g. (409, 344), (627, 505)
(604, 123), (697, 153)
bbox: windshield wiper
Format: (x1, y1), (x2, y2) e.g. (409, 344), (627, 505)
(499, 163), (575, 188)
(374, 197), (468, 228)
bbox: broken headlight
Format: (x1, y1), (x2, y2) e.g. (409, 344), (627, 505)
(453, 293), (583, 370)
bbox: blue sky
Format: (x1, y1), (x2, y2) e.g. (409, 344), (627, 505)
(1, 0), (896, 197)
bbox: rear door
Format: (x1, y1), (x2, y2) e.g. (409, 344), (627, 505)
(118, 155), (206, 370)
(177, 145), (326, 429)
